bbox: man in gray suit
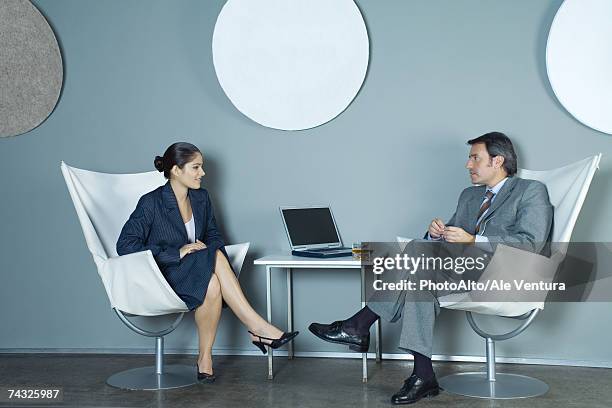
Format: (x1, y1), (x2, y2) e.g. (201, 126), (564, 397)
(309, 132), (553, 405)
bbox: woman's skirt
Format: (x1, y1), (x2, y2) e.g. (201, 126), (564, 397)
(161, 245), (231, 310)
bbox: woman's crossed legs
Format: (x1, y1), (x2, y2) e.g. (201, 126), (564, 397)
(194, 249), (284, 375)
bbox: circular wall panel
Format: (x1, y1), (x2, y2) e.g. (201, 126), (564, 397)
(546, 0), (612, 134)
(212, 0), (369, 131)
(0, 0), (63, 138)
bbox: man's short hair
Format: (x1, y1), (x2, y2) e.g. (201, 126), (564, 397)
(467, 132), (518, 176)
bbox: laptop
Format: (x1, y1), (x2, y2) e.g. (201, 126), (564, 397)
(280, 205), (353, 258)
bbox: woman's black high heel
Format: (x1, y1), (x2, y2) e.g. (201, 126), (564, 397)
(248, 330), (299, 355)
(195, 363), (216, 383)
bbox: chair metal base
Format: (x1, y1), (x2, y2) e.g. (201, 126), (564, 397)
(106, 364), (197, 390)
(439, 372), (549, 399)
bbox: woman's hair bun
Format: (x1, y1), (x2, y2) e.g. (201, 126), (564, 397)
(155, 142), (201, 179)
(153, 155), (164, 172)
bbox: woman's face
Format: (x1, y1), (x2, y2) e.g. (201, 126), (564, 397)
(172, 152), (205, 189)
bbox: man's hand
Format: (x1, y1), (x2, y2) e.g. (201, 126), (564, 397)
(443, 227), (475, 243)
(428, 218), (446, 239)
(179, 240), (207, 259)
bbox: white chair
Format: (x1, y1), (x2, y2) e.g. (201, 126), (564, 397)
(61, 161), (249, 390)
(399, 154), (601, 399)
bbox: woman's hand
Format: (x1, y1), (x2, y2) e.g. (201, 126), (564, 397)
(179, 240), (207, 259)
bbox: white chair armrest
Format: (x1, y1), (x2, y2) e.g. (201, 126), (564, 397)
(224, 242), (250, 278)
(101, 251), (188, 316)
(440, 244), (561, 316)
(395, 236), (413, 252)
(395, 236), (561, 316)
(98, 243), (249, 316)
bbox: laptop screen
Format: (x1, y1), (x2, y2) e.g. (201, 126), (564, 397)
(281, 207), (341, 248)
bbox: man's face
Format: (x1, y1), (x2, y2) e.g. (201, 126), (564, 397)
(466, 143), (499, 186)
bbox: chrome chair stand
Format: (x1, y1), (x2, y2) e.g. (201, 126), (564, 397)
(439, 309), (549, 399)
(106, 309), (197, 390)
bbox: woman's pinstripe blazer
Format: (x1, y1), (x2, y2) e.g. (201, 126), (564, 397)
(116, 181), (229, 309)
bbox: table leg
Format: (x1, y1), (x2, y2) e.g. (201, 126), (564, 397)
(287, 267), (294, 360)
(361, 264), (368, 383)
(266, 266), (273, 380)
(375, 319), (382, 363)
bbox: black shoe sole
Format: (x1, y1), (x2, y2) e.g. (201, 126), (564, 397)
(198, 375), (216, 384)
(308, 325), (369, 352)
(391, 387), (440, 405)
(348, 344), (369, 353)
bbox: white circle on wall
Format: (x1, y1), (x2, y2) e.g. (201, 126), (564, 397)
(546, 0), (612, 135)
(212, 0), (369, 131)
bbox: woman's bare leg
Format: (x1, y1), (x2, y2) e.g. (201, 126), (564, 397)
(213, 249), (284, 342)
(194, 273), (222, 374)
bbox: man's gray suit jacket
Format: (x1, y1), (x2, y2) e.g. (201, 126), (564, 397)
(446, 176), (554, 255)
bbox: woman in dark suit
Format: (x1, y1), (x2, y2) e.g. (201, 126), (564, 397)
(117, 142), (297, 382)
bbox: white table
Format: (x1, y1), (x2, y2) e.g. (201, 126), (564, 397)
(253, 254), (382, 382)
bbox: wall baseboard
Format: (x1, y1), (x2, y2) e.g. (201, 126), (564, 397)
(1, 348), (611, 369)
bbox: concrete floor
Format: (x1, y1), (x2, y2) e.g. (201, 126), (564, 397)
(0, 354), (610, 408)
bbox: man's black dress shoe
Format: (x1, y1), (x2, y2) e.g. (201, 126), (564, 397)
(308, 321), (370, 352)
(391, 374), (440, 405)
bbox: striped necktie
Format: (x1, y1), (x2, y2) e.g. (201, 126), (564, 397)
(475, 190), (495, 234)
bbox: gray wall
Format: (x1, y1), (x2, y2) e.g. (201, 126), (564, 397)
(1, 0), (611, 366)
